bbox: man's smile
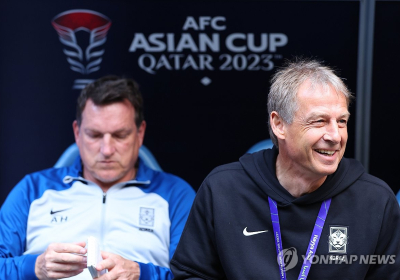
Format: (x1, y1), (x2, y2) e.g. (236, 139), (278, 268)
(314, 149), (336, 156)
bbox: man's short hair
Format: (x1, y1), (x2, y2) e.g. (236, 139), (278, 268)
(76, 76), (144, 127)
(267, 59), (354, 147)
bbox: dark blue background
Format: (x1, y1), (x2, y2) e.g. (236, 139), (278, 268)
(2, 1), (385, 206)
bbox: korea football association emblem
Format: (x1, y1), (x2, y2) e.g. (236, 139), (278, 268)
(139, 207), (155, 227)
(328, 226), (348, 253)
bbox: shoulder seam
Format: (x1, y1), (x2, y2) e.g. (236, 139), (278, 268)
(208, 164), (243, 176)
(357, 176), (394, 197)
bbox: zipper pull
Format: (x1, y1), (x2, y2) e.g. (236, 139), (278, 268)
(103, 193), (106, 203)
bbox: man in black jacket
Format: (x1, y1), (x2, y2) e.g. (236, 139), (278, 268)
(170, 59), (400, 279)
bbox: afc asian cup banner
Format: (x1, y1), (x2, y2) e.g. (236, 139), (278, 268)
(50, 8), (289, 90)
(128, 16), (287, 76)
(0, 1), (359, 204)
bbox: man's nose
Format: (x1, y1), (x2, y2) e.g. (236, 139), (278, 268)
(100, 134), (115, 156)
(323, 121), (341, 144)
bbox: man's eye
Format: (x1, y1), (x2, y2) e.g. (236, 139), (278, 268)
(88, 133), (101, 138)
(338, 119), (348, 127)
(114, 134), (128, 139)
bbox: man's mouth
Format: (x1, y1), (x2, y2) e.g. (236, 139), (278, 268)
(315, 149), (336, 156)
(99, 160), (116, 164)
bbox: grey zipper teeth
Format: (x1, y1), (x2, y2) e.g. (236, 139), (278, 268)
(100, 192), (106, 246)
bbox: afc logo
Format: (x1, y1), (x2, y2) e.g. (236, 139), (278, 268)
(51, 9), (112, 89)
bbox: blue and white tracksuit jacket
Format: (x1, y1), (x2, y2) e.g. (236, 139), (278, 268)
(0, 156), (195, 280)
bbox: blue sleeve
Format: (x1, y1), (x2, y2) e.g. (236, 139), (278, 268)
(138, 261), (173, 280)
(168, 179), (196, 261)
(139, 175), (195, 280)
(0, 175), (40, 279)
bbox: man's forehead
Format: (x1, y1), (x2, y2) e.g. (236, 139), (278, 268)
(81, 100), (135, 118)
(294, 82), (349, 118)
(81, 116), (135, 130)
(297, 81), (348, 103)
(80, 99), (136, 129)
(298, 80), (333, 94)
(84, 98), (134, 110)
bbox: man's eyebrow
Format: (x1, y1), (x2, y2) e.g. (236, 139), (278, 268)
(306, 112), (329, 121)
(306, 112), (351, 120)
(83, 128), (132, 134)
(339, 112), (351, 119)
(84, 128), (100, 134)
(112, 128), (133, 135)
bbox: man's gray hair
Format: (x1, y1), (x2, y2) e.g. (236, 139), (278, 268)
(267, 59), (354, 147)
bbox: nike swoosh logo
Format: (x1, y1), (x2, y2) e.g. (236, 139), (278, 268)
(50, 208), (71, 215)
(243, 227), (268, 236)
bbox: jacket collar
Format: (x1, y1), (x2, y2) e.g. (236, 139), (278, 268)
(65, 155), (153, 187)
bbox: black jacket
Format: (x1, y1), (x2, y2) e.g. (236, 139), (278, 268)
(171, 148), (400, 279)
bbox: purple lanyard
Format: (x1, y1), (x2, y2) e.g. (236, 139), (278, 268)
(268, 197), (332, 280)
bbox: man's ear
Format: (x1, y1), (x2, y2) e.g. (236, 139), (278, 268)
(72, 120), (80, 146)
(270, 111), (286, 140)
(137, 120), (146, 147)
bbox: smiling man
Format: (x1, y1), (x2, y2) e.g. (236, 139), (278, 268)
(171, 59), (400, 279)
(0, 76), (195, 280)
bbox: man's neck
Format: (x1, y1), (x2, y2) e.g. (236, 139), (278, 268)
(82, 168), (138, 193)
(275, 154), (327, 198)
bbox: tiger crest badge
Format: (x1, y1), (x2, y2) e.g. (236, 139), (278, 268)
(328, 226), (348, 253)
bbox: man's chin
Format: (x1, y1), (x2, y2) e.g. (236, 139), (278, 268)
(317, 164), (340, 176)
(94, 172), (125, 185)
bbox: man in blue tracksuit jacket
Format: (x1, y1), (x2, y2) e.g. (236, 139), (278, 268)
(0, 76), (195, 280)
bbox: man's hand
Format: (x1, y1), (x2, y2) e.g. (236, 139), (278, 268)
(96, 251), (140, 280)
(35, 242), (87, 280)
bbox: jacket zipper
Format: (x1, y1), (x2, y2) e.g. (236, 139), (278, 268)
(100, 192), (107, 246)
